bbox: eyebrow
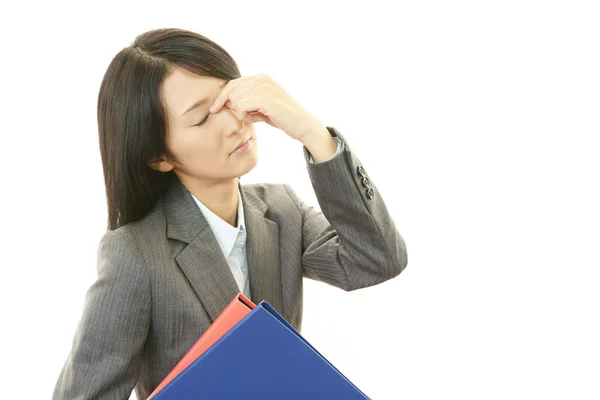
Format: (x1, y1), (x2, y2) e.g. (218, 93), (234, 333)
(182, 98), (209, 117)
(181, 81), (228, 117)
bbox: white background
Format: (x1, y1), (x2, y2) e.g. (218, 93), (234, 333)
(1, 1), (599, 399)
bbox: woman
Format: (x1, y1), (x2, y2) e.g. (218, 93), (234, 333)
(53, 27), (408, 400)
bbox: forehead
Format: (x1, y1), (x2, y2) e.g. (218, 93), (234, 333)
(162, 68), (225, 118)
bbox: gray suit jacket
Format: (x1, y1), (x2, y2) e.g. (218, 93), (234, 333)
(53, 127), (408, 400)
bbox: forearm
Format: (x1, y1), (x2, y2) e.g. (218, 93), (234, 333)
(297, 127), (408, 290)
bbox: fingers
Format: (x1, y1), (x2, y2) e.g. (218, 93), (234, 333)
(228, 94), (269, 123)
(209, 75), (269, 114)
(209, 79), (241, 113)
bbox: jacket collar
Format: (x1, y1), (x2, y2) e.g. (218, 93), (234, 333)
(163, 178), (284, 323)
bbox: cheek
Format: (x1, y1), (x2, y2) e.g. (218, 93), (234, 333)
(175, 134), (224, 168)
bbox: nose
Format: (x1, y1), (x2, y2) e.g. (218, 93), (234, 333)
(217, 105), (246, 135)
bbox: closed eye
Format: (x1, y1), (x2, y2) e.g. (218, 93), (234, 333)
(194, 114), (209, 127)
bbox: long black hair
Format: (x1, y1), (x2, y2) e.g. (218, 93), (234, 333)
(97, 28), (241, 230)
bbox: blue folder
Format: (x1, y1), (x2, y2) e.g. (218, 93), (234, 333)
(152, 301), (369, 399)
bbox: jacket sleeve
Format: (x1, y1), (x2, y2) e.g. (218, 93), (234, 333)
(284, 126), (408, 291)
(53, 229), (151, 400)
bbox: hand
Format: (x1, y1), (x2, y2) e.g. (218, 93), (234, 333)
(209, 74), (326, 142)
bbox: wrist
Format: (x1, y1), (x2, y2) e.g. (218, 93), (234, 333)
(301, 125), (338, 163)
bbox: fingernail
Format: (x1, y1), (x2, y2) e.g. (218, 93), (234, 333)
(209, 104), (216, 112)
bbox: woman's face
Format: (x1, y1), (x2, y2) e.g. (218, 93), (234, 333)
(151, 68), (258, 185)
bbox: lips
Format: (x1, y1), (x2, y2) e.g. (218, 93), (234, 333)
(232, 136), (251, 154)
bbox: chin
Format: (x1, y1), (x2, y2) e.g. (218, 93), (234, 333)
(238, 154), (258, 177)
(225, 151), (254, 178)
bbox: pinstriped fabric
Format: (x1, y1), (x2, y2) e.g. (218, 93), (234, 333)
(53, 126), (408, 400)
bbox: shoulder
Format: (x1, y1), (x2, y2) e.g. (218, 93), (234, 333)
(99, 198), (168, 264)
(118, 199), (167, 240)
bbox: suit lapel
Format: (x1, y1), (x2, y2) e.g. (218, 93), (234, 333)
(240, 185), (284, 316)
(163, 178), (284, 323)
(164, 179), (239, 323)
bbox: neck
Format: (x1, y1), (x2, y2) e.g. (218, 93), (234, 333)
(181, 176), (240, 227)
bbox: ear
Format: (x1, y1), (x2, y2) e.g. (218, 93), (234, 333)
(148, 155), (175, 172)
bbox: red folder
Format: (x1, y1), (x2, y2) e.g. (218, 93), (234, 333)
(147, 293), (256, 399)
